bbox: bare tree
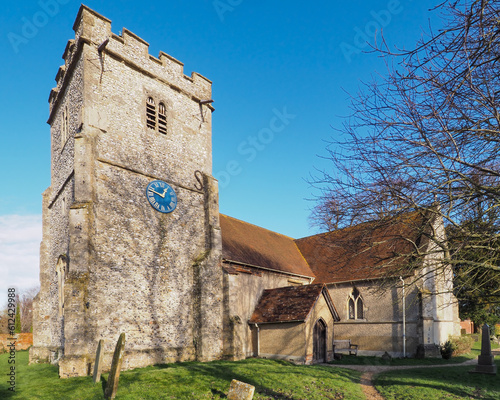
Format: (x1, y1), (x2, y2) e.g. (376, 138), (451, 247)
(312, 1), (500, 300)
(19, 287), (39, 333)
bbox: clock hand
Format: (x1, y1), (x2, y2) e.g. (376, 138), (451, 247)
(148, 188), (165, 198)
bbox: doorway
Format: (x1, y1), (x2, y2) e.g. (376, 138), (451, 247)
(313, 319), (327, 362)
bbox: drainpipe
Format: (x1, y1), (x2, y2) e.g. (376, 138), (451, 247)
(400, 276), (406, 358)
(255, 324), (260, 357)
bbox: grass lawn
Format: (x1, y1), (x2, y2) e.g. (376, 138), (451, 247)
(374, 360), (500, 400)
(373, 338), (500, 400)
(0, 351), (364, 399)
(328, 353), (476, 366)
(329, 335), (499, 366)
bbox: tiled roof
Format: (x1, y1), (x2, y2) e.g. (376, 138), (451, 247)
(220, 214), (314, 278)
(248, 284), (339, 324)
(295, 214), (425, 283)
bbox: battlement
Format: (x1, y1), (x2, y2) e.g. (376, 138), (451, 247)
(49, 5), (212, 118)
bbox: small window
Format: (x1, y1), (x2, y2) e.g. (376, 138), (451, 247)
(61, 106), (69, 148)
(146, 97), (156, 130)
(357, 298), (364, 319)
(348, 287), (364, 320)
(56, 255), (68, 317)
(158, 102), (167, 134)
(348, 298), (355, 319)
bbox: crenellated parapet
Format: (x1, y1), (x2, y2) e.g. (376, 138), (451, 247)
(49, 4), (212, 122)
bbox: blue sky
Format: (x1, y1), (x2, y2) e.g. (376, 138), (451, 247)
(0, 0), (442, 298)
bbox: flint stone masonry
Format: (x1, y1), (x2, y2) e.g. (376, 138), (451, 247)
(30, 5), (223, 378)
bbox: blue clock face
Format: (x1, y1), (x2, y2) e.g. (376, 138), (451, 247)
(146, 180), (177, 213)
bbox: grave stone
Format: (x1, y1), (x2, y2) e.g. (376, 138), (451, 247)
(104, 333), (126, 399)
(227, 379), (255, 400)
(470, 324), (497, 375)
(92, 339), (104, 384)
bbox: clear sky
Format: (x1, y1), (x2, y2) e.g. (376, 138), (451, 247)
(0, 0), (443, 300)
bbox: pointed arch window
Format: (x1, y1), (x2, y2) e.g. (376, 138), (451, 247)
(146, 97), (156, 130)
(348, 287), (364, 320)
(158, 102), (167, 134)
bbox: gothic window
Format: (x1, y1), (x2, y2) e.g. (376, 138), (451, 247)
(348, 298), (355, 319)
(348, 287), (364, 320)
(357, 297), (364, 319)
(158, 102), (167, 134)
(146, 97), (168, 134)
(146, 97), (156, 130)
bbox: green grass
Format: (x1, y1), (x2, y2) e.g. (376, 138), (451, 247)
(329, 335), (500, 366)
(374, 360), (500, 400)
(373, 338), (500, 399)
(0, 351), (364, 399)
(328, 353), (477, 366)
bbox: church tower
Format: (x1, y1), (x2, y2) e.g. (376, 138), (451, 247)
(30, 5), (223, 377)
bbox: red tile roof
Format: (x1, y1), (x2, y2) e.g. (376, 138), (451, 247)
(221, 212), (428, 284)
(249, 284), (339, 324)
(220, 214), (314, 278)
(295, 214), (425, 283)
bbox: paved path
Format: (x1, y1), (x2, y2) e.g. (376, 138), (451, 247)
(324, 358), (479, 400)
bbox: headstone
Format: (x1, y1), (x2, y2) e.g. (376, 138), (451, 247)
(227, 379), (255, 400)
(470, 324), (497, 375)
(104, 333), (126, 399)
(92, 339), (104, 384)
(381, 351), (392, 361)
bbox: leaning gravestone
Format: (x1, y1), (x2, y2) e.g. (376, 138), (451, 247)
(470, 324), (497, 375)
(227, 379), (255, 400)
(104, 333), (126, 399)
(92, 339), (104, 384)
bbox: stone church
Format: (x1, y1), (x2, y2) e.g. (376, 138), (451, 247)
(30, 5), (460, 378)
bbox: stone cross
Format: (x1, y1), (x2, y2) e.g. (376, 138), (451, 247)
(470, 324), (497, 375)
(228, 379), (255, 400)
(92, 339), (104, 384)
(104, 333), (126, 399)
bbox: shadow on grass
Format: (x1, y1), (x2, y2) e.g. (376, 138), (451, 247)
(329, 354), (475, 366)
(375, 361), (500, 400)
(144, 358), (361, 399)
(101, 376), (107, 397)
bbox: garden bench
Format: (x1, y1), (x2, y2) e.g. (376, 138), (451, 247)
(333, 339), (358, 356)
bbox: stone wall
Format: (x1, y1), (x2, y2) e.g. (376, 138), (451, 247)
(327, 280), (421, 357)
(258, 323), (305, 362)
(223, 266), (310, 360)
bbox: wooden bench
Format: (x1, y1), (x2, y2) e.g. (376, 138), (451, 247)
(333, 339), (358, 356)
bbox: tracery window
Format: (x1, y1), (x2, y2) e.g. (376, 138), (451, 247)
(348, 287), (364, 320)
